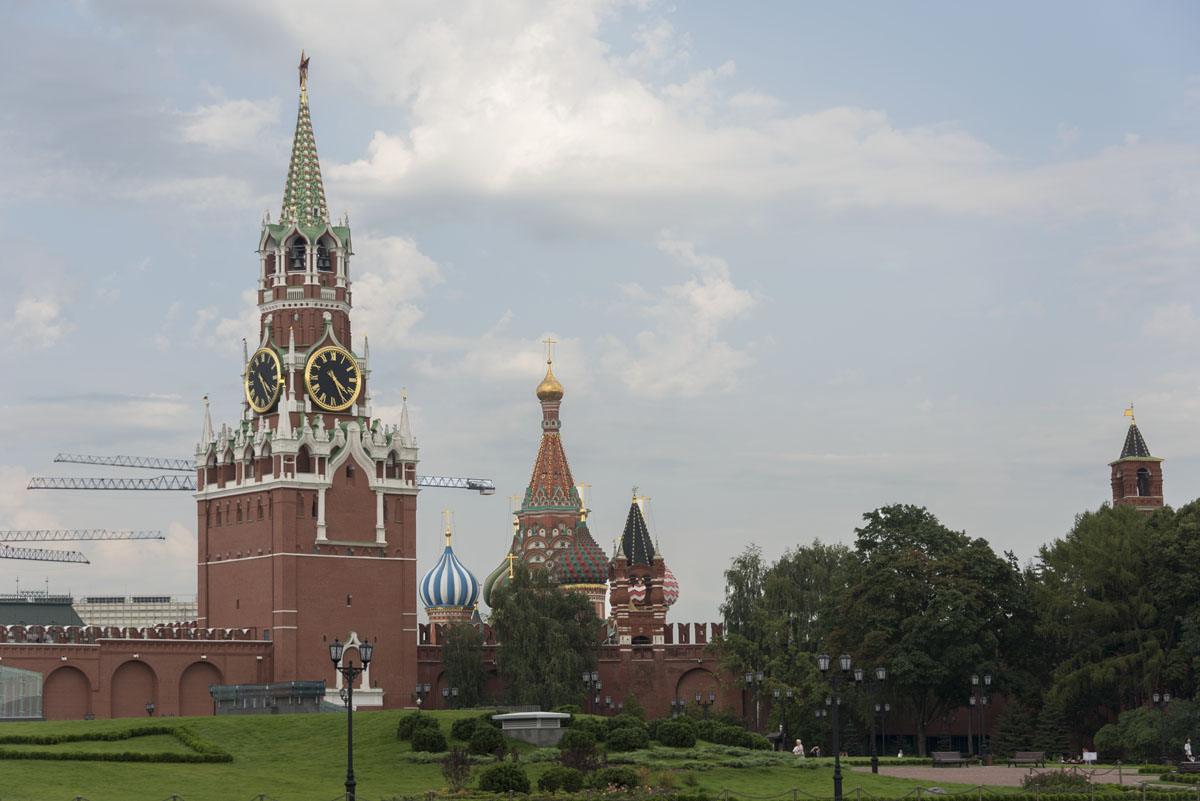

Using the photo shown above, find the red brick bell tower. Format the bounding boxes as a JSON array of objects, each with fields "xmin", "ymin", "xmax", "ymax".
[
  {"xmin": 608, "ymin": 495, "xmax": 677, "ymax": 649},
  {"xmin": 193, "ymin": 53, "xmax": 419, "ymax": 709},
  {"xmin": 1110, "ymin": 406, "xmax": 1164, "ymax": 512}
]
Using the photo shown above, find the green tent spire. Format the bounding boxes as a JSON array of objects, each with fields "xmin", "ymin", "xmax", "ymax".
[{"xmin": 280, "ymin": 51, "xmax": 329, "ymax": 227}]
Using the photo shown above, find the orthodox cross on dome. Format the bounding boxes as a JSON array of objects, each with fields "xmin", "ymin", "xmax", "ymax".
[
  {"xmin": 543, "ymin": 336, "xmax": 557, "ymax": 364},
  {"xmin": 442, "ymin": 508, "xmax": 454, "ymax": 547},
  {"xmin": 505, "ymin": 552, "xmax": 518, "ymax": 579}
]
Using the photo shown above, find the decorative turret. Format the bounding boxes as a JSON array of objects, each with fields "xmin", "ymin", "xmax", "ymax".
[
  {"xmin": 420, "ymin": 511, "xmax": 480, "ymax": 627},
  {"xmin": 608, "ymin": 491, "xmax": 674, "ymax": 648},
  {"xmin": 1110, "ymin": 404, "xmax": 1164, "ymax": 512}
]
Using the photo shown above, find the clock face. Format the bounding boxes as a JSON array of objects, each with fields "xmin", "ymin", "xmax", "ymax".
[
  {"xmin": 244, "ymin": 348, "xmax": 283, "ymax": 413},
  {"xmin": 304, "ymin": 345, "xmax": 361, "ymax": 412}
]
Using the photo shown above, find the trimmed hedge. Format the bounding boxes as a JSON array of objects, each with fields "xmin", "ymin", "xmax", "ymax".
[
  {"xmin": 478, "ymin": 762, "xmax": 531, "ymax": 793},
  {"xmin": 0, "ymin": 725, "xmax": 231, "ymax": 764},
  {"xmin": 451, "ymin": 716, "xmax": 481, "ymax": 742},
  {"xmin": 656, "ymin": 720, "xmax": 698, "ymax": 748},
  {"xmin": 570, "ymin": 716, "xmax": 608, "ymax": 742},
  {"xmin": 605, "ymin": 714, "xmax": 646, "ymax": 735},
  {"xmin": 557, "ymin": 728, "xmax": 597, "ymax": 751},
  {"xmin": 589, "ymin": 765, "xmax": 640, "ymax": 789},
  {"xmin": 469, "ymin": 724, "xmax": 506, "ymax": 756},
  {"xmin": 411, "ymin": 726, "xmax": 448, "ymax": 753},
  {"xmin": 396, "ymin": 712, "xmax": 440, "ymax": 740},
  {"xmin": 607, "ymin": 725, "xmax": 651, "ymax": 752},
  {"xmin": 538, "ymin": 765, "xmax": 585, "ymax": 793}
]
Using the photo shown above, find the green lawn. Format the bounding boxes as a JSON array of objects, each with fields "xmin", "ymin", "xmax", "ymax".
[{"xmin": 0, "ymin": 711, "xmax": 1015, "ymax": 801}]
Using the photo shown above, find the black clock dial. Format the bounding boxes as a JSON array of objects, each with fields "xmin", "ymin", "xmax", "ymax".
[
  {"xmin": 304, "ymin": 345, "xmax": 361, "ymax": 412},
  {"xmin": 244, "ymin": 348, "xmax": 283, "ymax": 413}
]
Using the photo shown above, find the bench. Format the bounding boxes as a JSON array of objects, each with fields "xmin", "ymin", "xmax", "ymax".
[
  {"xmin": 932, "ymin": 751, "xmax": 972, "ymax": 767},
  {"xmin": 1178, "ymin": 762, "xmax": 1200, "ymax": 774},
  {"xmin": 1008, "ymin": 751, "xmax": 1046, "ymax": 768}
]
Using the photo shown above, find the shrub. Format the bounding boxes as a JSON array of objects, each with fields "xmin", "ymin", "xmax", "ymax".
[
  {"xmin": 538, "ymin": 765, "xmax": 584, "ymax": 793},
  {"xmin": 469, "ymin": 724, "xmax": 506, "ymax": 757},
  {"xmin": 656, "ymin": 720, "xmax": 698, "ymax": 748},
  {"xmin": 746, "ymin": 732, "xmax": 772, "ymax": 751},
  {"xmin": 441, "ymin": 747, "xmax": 473, "ymax": 791},
  {"xmin": 553, "ymin": 704, "xmax": 582, "ymax": 717},
  {"xmin": 607, "ymin": 725, "xmax": 651, "ymax": 752},
  {"xmin": 451, "ymin": 716, "xmax": 480, "ymax": 742},
  {"xmin": 396, "ymin": 712, "xmax": 440, "ymax": 740},
  {"xmin": 479, "ymin": 712, "xmax": 503, "ymax": 729},
  {"xmin": 624, "ymin": 694, "xmax": 646, "ymax": 720},
  {"xmin": 558, "ymin": 728, "xmax": 597, "ymax": 751},
  {"xmin": 709, "ymin": 725, "xmax": 751, "ymax": 748},
  {"xmin": 694, "ymin": 719, "xmax": 718, "ymax": 741},
  {"xmin": 589, "ymin": 765, "xmax": 640, "ymax": 789},
  {"xmin": 606, "ymin": 713, "xmax": 646, "ymax": 735},
  {"xmin": 1022, "ymin": 770, "xmax": 1090, "ymax": 790},
  {"xmin": 571, "ymin": 716, "xmax": 608, "ymax": 742},
  {"xmin": 478, "ymin": 762, "xmax": 530, "ymax": 793},
  {"xmin": 411, "ymin": 726, "xmax": 448, "ymax": 753}
]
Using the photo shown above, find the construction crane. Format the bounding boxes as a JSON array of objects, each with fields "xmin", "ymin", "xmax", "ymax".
[
  {"xmin": 0, "ymin": 530, "xmax": 164, "ymax": 542},
  {"xmin": 0, "ymin": 544, "xmax": 89, "ymax": 564},
  {"xmin": 41, "ymin": 453, "xmax": 497, "ymax": 495}
]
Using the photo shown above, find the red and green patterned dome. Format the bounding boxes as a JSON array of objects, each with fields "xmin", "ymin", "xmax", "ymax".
[{"xmin": 554, "ymin": 523, "xmax": 608, "ymax": 585}]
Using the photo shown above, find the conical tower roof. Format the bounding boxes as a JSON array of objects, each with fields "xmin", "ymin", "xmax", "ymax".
[
  {"xmin": 1120, "ymin": 423, "xmax": 1153, "ymax": 459},
  {"xmin": 619, "ymin": 496, "xmax": 656, "ymax": 566},
  {"xmin": 280, "ymin": 51, "xmax": 329, "ymax": 227}
]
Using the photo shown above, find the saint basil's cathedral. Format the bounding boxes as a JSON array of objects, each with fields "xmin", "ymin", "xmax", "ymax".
[{"xmin": 0, "ymin": 57, "xmax": 1166, "ymax": 722}]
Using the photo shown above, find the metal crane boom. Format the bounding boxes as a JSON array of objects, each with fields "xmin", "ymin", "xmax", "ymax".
[
  {"xmin": 28, "ymin": 476, "xmax": 196, "ymax": 491},
  {"xmin": 0, "ymin": 544, "xmax": 89, "ymax": 563},
  {"xmin": 0, "ymin": 530, "xmax": 165, "ymax": 542},
  {"xmin": 54, "ymin": 453, "xmax": 193, "ymax": 472},
  {"xmin": 416, "ymin": 475, "xmax": 497, "ymax": 495}
]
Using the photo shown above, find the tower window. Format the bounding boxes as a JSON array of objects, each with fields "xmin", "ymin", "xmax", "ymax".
[
  {"xmin": 288, "ymin": 240, "xmax": 307, "ymax": 271},
  {"xmin": 1137, "ymin": 468, "xmax": 1151, "ymax": 497},
  {"xmin": 316, "ymin": 243, "xmax": 332, "ymax": 272}
]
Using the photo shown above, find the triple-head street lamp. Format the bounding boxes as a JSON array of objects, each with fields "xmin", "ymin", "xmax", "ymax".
[
  {"xmin": 696, "ymin": 690, "xmax": 716, "ymax": 718},
  {"xmin": 969, "ymin": 672, "xmax": 992, "ymax": 760},
  {"xmin": 744, "ymin": 670, "xmax": 765, "ymax": 730},
  {"xmin": 1153, "ymin": 691, "xmax": 1172, "ymax": 765},
  {"xmin": 817, "ymin": 653, "xmax": 853, "ymax": 801},
  {"xmin": 329, "ymin": 638, "xmax": 374, "ymax": 801},
  {"xmin": 582, "ymin": 670, "xmax": 601, "ymax": 714},
  {"xmin": 772, "ymin": 686, "xmax": 795, "ymax": 747}
]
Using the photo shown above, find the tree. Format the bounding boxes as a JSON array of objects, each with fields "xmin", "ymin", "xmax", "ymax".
[
  {"xmin": 836, "ymin": 505, "xmax": 1023, "ymax": 755},
  {"xmin": 489, "ymin": 563, "xmax": 599, "ymax": 709},
  {"xmin": 442, "ymin": 622, "xmax": 486, "ymax": 707},
  {"xmin": 1034, "ymin": 695, "xmax": 1071, "ymax": 759},
  {"xmin": 991, "ymin": 702, "xmax": 1036, "ymax": 760}
]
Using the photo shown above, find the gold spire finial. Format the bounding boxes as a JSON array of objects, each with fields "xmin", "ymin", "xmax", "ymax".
[
  {"xmin": 536, "ymin": 339, "xmax": 564, "ymax": 401},
  {"xmin": 442, "ymin": 508, "xmax": 453, "ymax": 546},
  {"xmin": 298, "ymin": 50, "xmax": 310, "ymax": 97},
  {"xmin": 1124, "ymin": 403, "xmax": 1136, "ymax": 425}
]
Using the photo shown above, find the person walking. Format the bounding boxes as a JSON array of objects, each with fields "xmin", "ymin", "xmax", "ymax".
[
  {"xmin": 793, "ymin": 739, "xmax": 806, "ymax": 759},
  {"xmin": 1185, "ymin": 738, "xmax": 1193, "ymax": 763}
]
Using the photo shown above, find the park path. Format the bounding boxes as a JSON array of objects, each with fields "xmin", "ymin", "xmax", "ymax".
[{"xmin": 850, "ymin": 765, "xmax": 1139, "ymax": 788}]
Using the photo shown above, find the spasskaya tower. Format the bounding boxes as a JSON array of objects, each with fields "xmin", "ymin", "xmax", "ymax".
[{"xmin": 194, "ymin": 53, "xmax": 418, "ymax": 709}]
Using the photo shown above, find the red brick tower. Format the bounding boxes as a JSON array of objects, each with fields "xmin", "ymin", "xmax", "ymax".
[
  {"xmin": 481, "ymin": 346, "xmax": 608, "ymax": 616},
  {"xmin": 608, "ymin": 495, "xmax": 678, "ymax": 648},
  {"xmin": 194, "ymin": 53, "xmax": 419, "ymax": 709},
  {"xmin": 1110, "ymin": 406, "xmax": 1164, "ymax": 512}
]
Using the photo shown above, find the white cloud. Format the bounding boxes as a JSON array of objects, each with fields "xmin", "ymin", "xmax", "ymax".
[
  {"xmin": 180, "ymin": 97, "xmax": 280, "ymax": 150},
  {"xmin": 193, "ymin": 290, "xmax": 259, "ymax": 355},
  {"xmin": 602, "ymin": 234, "xmax": 755, "ymax": 398},
  {"xmin": 3, "ymin": 294, "xmax": 72, "ymax": 349},
  {"xmin": 351, "ymin": 236, "xmax": 443, "ymax": 349},
  {"xmin": 1143, "ymin": 302, "xmax": 1200, "ymax": 344}
]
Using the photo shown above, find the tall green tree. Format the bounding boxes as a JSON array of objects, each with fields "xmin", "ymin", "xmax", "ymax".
[
  {"xmin": 991, "ymin": 702, "xmax": 1037, "ymax": 760},
  {"xmin": 837, "ymin": 505, "xmax": 1022, "ymax": 754},
  {"xmin": 489, "ymin": 563, "xmax": 599, "ymax": 709},
  {"xmin": 442, "ymin": 622, "xmax": 486, "ymax": 707}
]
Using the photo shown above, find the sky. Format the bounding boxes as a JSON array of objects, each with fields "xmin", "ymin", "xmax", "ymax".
[{"xmin": 0, "ymin": 1, "xmax": 1198, "ymax": 624}]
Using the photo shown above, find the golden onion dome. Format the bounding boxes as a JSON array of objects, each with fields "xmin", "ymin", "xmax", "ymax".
[{"xmin": 536, "ymin": 361, "xmax": 564, "ymax": 401}]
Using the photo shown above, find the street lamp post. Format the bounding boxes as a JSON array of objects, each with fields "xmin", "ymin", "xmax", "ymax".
[
  {"xmin": 1154, "ymin": 691, "xmax": 1172, "ymax": 765},
  {"xmin": 441, "ymin": 686, "xmax": 460, "ymax": 709},
  {"xmin": 854, "ymin": 665, "xmax": 887, "ymax": 773},
  {"xmin": 876, "ymin": 703, "xmax": 891, "ymax": 757},
  {"xmin": 414, "ymin": 682, "xmax": 431, "ymax": 709},
  {"xmin": 144, "ymin": 701, "xmax": 155, "ymax": 717},
  {"xmin": 969, "ymin": 672, "xmax": 993, "ymax": 761},
  {"xmin": 671, "ymin": 697, "xmax": 687, "ymax": 718},
  {"xmin": 773, "ymin": 686, "xmax": 795, "ymax": 748},
  {"xmin": 818, "ymin": 653, "xmax": 852, "ymax": 801},
  {"xmin": 582, "ymin": 671, "xmax": 601, "ymax": 714},
  {"xmin": 744, "ymin": 670, "xmax": 765, "ymax": 730},
  {"xmin": 329, "ymin": 637, "xmax": 375, "ymax": 801},
  {"xmin": 696, "ymin": 691, "xmax": 715, "ymax": 718}
]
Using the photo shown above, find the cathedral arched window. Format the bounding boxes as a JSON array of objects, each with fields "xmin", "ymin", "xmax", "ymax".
[{"xmin": 1137, "ymin": 468, "xmax": 1151, "ymax": 497}]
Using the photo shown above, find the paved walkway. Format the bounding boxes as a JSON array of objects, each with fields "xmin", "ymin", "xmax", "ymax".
[{"xmin": 850, "ymin": 765, "xmax": 1138, "ymax": 788}]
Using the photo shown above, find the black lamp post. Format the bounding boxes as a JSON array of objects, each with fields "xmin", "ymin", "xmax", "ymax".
[
  {"xmin": 854, "ymin": 665, "xmax": 887, "ymax": 773},
  {"xmin": 329, "ymin": 637, "xmax": 374, "ymax": 801},
  {"xmin": 744, "ymin": 670, "xmax": 765, "ymax": 730},
  {"xmin": 696, "ymin": 690, "xmax": 715, "ymax": 718},
  {"xmin": 583, "ymin": 671, "xmax": 601, "ymax": 714},
  {"xmin": 773, "ymin": 686, "xmax": 795, "ymax": 747},
  {"xmin": 818, "ymin": 652, "xmax": 852, "ymax": 801},
  {"xmin": 1154, "ymin": 691, "xmax": 1172, "ymax": 765},
  {"xmin": 671, "ymin": 697, "xmax": 687, "ymax": 718},
  {"xmin": 145, "ymin": 701, "xmax": 155, "ymax": 717},
  {"xmin": 876, "ymin": 702, "xmax": 891, "ymax": 757},
  {"xmin": 969, "ymin": 672, "xmax": 992, "ymax": 761},
  {"xmin": 414, "ymin": 681, "xmax": 431, "ymax": 709},
  {"xmin": 441, "ymin": 686, "xmax": 459, "ymax": 709}
]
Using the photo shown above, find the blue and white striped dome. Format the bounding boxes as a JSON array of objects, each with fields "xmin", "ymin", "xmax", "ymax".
[{"xmin": 420, "ymin": 532, "xmax": 480, "ymax": 610}]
